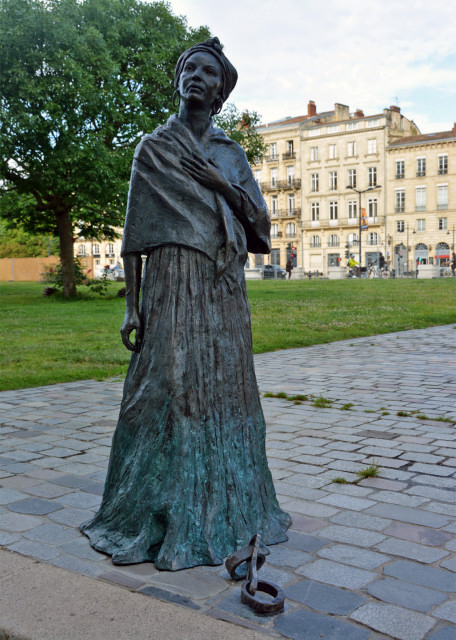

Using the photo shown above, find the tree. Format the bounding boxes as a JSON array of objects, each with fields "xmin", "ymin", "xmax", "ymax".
[
  {"xmin": 213, "ymin": 103, "xmax": 267, "ymax": 165},
  {"xmin": 0, "ymin": 218, "xmax": 59, "ymax": 258},
  {"xmin": 0, "ymin": 0, "xmax": 209, "ymax": 296}
]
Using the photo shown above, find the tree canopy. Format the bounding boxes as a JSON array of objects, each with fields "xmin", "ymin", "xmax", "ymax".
[
  {"xmin": 214, "ymin": 103, "xmax": 267, "ymax": 165},
  {"xmin": 0, "ymin": 0, "xmax": 209, "ymax": 295}
]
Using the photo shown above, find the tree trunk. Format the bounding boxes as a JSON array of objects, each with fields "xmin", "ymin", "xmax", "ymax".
[{"xmin": 56, "ymin": 208, "xmax": 77, "ymax": 298}]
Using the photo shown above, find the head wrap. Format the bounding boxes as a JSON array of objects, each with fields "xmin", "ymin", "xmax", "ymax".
[{"xmin": 174, "ymin": 37, "xmax": 238, "ymax": 104}]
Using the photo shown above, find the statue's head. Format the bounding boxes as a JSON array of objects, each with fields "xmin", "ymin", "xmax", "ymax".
[{"xmin": 174, "ymin": 37, "xmax": 238, "ymax": 115}]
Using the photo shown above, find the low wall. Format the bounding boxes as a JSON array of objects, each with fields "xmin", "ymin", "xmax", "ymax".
[{"xmin": 0, "ymin": 256, "xmax": 60, "ymax": 281}]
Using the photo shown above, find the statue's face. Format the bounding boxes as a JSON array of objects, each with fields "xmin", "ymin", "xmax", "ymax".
[{"xmin": 178, "ymin": 51, "xmax": 223, "ymax": 109}]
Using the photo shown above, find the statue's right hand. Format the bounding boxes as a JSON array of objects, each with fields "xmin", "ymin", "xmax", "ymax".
[{"xmin": 121, "ymin": 308, "xmax": 143, "ymax": 352}]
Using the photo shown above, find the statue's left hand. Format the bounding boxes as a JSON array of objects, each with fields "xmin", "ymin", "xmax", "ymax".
[{"xmin": 181, "ymin": 155, "xmax": 228, "ymax": 193}]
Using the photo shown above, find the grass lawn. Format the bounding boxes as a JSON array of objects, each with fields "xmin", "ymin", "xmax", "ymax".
[{"xmin": 1, "ymin": 279, "xmax": 455, "ymax": 391}]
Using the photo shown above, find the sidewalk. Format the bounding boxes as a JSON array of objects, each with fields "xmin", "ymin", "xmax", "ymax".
[{"xmin": 1, "ymin": 325, "xmax": 455, "ymax": 640}]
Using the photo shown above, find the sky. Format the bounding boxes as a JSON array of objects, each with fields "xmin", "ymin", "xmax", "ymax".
[{"xmin": 165, "ymin": 0, "xmax": 456, "ymax": 133}]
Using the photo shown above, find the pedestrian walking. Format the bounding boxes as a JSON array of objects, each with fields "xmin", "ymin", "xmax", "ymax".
[{"xmin": 286, "ymin": 258, "xmax": 293, "ymax": 279}]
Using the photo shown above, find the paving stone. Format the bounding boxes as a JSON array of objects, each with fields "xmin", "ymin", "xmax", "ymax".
[
  {"xmin": 273, "ymin": 482, "xmax": 327, "ymax": 501},
  {"xmin": 24, "ymin": 523, "xmax": 81, "ymax": 544},
  {"xmin": 407, "ymin": 463, "xmax": 455, "ymax": 477},
  {"xmin": 434, "ymin": 601, "xmax": 456, "ymax": 624},
  {"xmin": 0, "ymin": 531, "xmax": 21, "ymax": 545},
  {"xmin": 317, "ymin": 525, "xmax": 386, "ymax": 547},
  {"xmin": 286, "ymin": 579, "xmax": 366, "ymax": 614},
  {"xmin": 362, "ymin": 456, "xmax": 410, "ymax": 469},
  {"xmin": 59, "ymin": 491, "xmax": 101, "ymax": 509},
  {"xmin": 440, "ymin": 556, "xmax": 456, "ymax": 572},
  {"xmin": 365, "ymin": 503, "xmax": 449, "ymax": 527},
  {"xmin": 407, "ymin": 485, "xmax": 456, "ymax": 503},
  {"xmin": 148, "ymin": 568, "xmax": 230, "ymax": 600},
  {"xmin": 58, "ymin": 536, "xmax": 107, "ymax": 561},
  {"xmin": 266, "ymin": 544, "xmax": 312, "ymax": 568},
  {"xmin": 427, "ymin": 625, "xmax": 456, "ymax": 640},
  {"xmin": 50, "ymin": 554, "xmax": 104, "ymax": 578},
  {"xmin": 324, "ymin": 483, "xmax": 374, "ymax": 497},
  {"xmin": 212, "ymin": 586, "xmax": 279, "ymax": 624},
  {"xmin": 384, "ymin": 560, "xmax": 456, "ymax": 592},
  {"xmin": 318, "ymin": 544, "xmax": 390, "ymax": 569},
  {"xmin": 0, "ymin": 512, "xmax": 42, "ymax": 532},
  {"xmin": 350, "ymin": 602, "xmax": 435, "ymax": 640},
  {"xmin": 375, "ymin": 538, "xmax": 449, "ymax": 564},
  {"xmin": 99, "ymin": 570, "xmax": 146, "ymax": 589},
  {"xmin": 329, "ymin": 510, "xmax": 392, "ymax": 531},
  {"xmin": 358, "ymin": 477, "xmax": 407, "ymax": 490},
  {"xmin": 0, "ymin": 488, "xmax": 27, "ymax": 504},
  {"xmin": 368, "ymin": 490, "xmax": 428, "ymax": 508},
  {"xmin": 400, "ymin": 452, "xmax": 445, "ymax": 463},
  {"xmin": 8, "ymin": 539, "xmax": 62, "ymax": 561},
  {"xmin": 297, "ymin": 559, "xmax": 376, "ymax": 589},
  {"xmin": 383, "ymin": 523, "xmax": 452, "ymax": 546},
  {"xmin": 287, "ymin": 513, "xmax": 326, "ymax": 534},
  {"xmin": 412, "ymin": 475, "xmax": 456, "ymax": 489},
  {"xmin": 284, "ymin": 530, "xmax": 327, "ymax": 552},
  {"xmin": 23, "ymin": 483, "xmax": 74, "ymax": 499},
  {"xmin": 317, "ymin": 494, "xmax": 375, "ymax": 511},
  {"xmin": 281, "ymin": 475, "xmax": 330, "ymax": 489},
  {"xmin": 8, "ymin": 497, "xmax": 63, "ymax": 515},
  {"xmin": 279, "ymin": 498, "xmax": 338, "ymax": 518},
  {"xmin": 367, "ymin": 577, "xmax": 447, "ymax": 612},
  {"xmin": 274, "ymin": 607, "xmax": 370, "ymax": 640},
  {"xmin": 48, "ymin": 506, "xmax": 93, "ymax": 527}
]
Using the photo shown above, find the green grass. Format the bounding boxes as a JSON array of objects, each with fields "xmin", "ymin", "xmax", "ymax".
[
  {"xmin": 1, "ymin": 278, "xmax": 455, "ymax": 391},
  {"xmin": 356, "ymin": 464, "xmax": 380, "ymax": 479}
]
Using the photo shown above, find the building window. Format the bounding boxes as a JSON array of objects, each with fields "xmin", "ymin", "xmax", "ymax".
[
  {"xmin": 416, "ymin": 157, "xmax": 426, "ymax": 177},
  {"xmin": 368, "ymin": 167, "xmax": 377, "ymax": 186},
  {"xmin": 438, "ymin": 217, "xmax": 448, "ymax": 231},
  {"xmin": 329, "ymin": 171, "xmax": 337, "ymax": 190},
  {"xmin": 348, "ymin": 200, "xmax": 357, "ymax": 219},
  {"xmin": 348, "ymin": 232, "xmax": 358, "ymax": 245},
  {"xmin": 368, "ymin": 198, "xmax": 377, "ymax": 218},
  {"xmin": 287, "ymin": 165, "xmax": 294, "ymax": 185},
  {"xmin": 92, "ymin": 244, "xmax": 100, "ymax": 256},
  {"xmin": 416, "ymin": 219, "xmax": 426, "ymax": 232},
  {"xmin": 287, "ymin": 140, "xmax": 293, "ymax": 153},
  {"xmin": 329, "ymin": 201, "xmax": 338, "ymax": 220},
  {"xmin": 416, "ymin": 186, "xmax": 426, "ymax": 212},
  {"xmin": 287, "ymin": 193, "xmax": 295, "ymax": 214},
  {"xmin": 311, "ymin": 173, "xmax": 319, "ymax": 192},
  {"xmin": 271, "ymin": 223, "xmax": 280, "ymax": 238},
  {"xmin": 347, "ymin": 122, "xmax": 358, "ymax": 131},
  {"xmin": 310, "ymin": 235, "xmax": 321, "ymax": 247},
  {"xmin": 367, "ymin": 139, "xmax": 377, "ymax": 154},
  {"xmin": 328, "ymin": 234, "xmax": 339, "ymax": 247},
  {"xmin": 270, "ymin": 248, "xmax": 280, "ymax": 265},
  {"xmin": 327, "ymin": 125, "xmax": 338, "ymax": 134},
  {"xmin": 286, "ymin": 222, "xmax": 296, "ymax": 238},
  {"xmin": 395, "ymin": 189, "xmax": 405, "ymax": 213},
  {"xmin": 269, "ymin": 142, "xmax": 277, "ymax": 160},
  {"xmin": 347, "ymin": 141, "xmax": 356, "ymax": 157},
  {"xmin": 437, "ymin": 184, "xmax": 448, "ymax": 209},
  {"xmin": 254, "ymin": 170, "xmax": 261, "ymax": 185},
  {"xmin": 311, "ymin": 202, "xmax": 320, "ymax": 221},
  {"xmin": 95, "ymin": 259, "xmax": 100, "ymax": 265},
  {"xmin": 78, "ymin": 244, "xmax": 87, "ymax": 256},
  {"xmin": 396, "ymin": 160, "xmax": 405, "ymax": 179},
  {"xmin": 348, "ymin": 169, "xmax": 356, "ymax": 188},
  {"xmin": 397, "ymin": 220, "xmax": 405, "ymax": 232},
  {"xmin": 310, "ymin": 146, "xmax": 319, "ymax": 161},
  {"xmin": 329, "ymin": 144, "xmax": 337, "ymax": 159},
  {"xmin": 366, "ymin": 118, "xmax": 379, "ymax": 127},
  {"xmin": 438, "ymin": 154, "xmax": 448, "ymax": 175},
  {"xmin": 366, "ymin": 232, "xmax": 379, "ymax": 246},
  {"xmin": 309, "ymin": 128, "xmax": 320, "ymax": 137},
  {"xmin": 270, "ymin": 168, "xmax": 277, "ymax": 187},
  {"xmin": 270, "ymin": 195, "xmax": 278, "ymax": 214},
  {"xmin": 106, "ymin": 243, "xmax": 115, "ymax": 256}
]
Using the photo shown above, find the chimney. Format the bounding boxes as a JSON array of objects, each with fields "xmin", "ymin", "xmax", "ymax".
[
  {"xmin": 354, "ymin": 109, "xmax": 364, "ymax": 118},
  {"xmin": 390, "ymin": 105, "xmax": 401, "ymax": 113},
  {"xmin": 334, "ymin": 103, "xmax": 349, "ymax": 121},
  {"xmin": 307, "ymin": 100, "xmax": 316, "ymax": 117},
  {"xmin": 452, "ymin": 123, "xmax": 456, "ymax": 132}
]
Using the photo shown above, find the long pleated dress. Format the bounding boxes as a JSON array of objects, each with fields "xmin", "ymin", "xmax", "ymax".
[{"xmin": 80, "ymin": 116, "xmax": 291, "ymax": 570}]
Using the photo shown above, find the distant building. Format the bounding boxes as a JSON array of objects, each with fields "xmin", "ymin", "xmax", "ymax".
[
  {"xmin": 250, "ymin": 101, "xmax": 419, "ymax": 275},
  {"xmin": 73, "ymin": 233, "xmax": 123, "ymax": 278}
]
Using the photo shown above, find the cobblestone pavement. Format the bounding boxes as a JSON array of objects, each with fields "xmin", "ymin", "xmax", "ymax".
[{"xmin": 1, "ymin": 325, "xmax": 455, "ymax": 640}]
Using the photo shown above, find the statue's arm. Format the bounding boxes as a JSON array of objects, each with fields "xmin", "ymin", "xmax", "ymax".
[{"xmin": 120, "ymin": 252, "xmax": 143, "ymax": 352}]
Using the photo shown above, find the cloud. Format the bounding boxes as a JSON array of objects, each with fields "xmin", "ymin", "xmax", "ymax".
[{"xmin": 167, "ymin": 0, "xmax": 456, "ymax": 132}]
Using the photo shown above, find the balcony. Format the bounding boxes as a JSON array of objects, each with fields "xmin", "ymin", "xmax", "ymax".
[
  {"xmin": 277, "ymin": 208, "xmax": 301, "ymax": 218},
  {"xmin": 395, "ymin": 207, "xmax": 405, "ymax": 213},
  {"xmin": 285, "ymin": 233, "xmax": 297, "ymax": 238},
  {"xmin": 395, "ymin": 174, "xmax": 404, "ymax": 179},
  {"xmin": 271, "ymin": 231, "xmax": 282, "ymax": 239},
  {"xmin": 282, "ymin": 152, "xmax": 296, "ymax": 160},
  {"xmin": 280, "ymin": 179, "xmax": 301, "ymax": 189},
  {"xmin": 437, "ymin": 203, "xmax": 448, "ymax": 210},
  {"xmin": 438, "ymin": 168, "xmax": 448, "ymax": 175},
  {"xmin": 265, "ymin": 155, "xmax": 278, "ymax": 163},
  {"xmin": 416, "ymin": 206, "xmax": 426, "ymax": 212},
  {"xmin": 416, "ymin": 171, "xmax": 426, "ymax": 177},
  {"xmin": 105, "ymin": 253, "xmax": 115, "ymax": 258},
  {"xmin": 261, "ymin": 181, "xmax": 279, "ymax": 192}
]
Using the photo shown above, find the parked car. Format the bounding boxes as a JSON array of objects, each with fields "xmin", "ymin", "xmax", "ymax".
[{"xmin": 259, "ymin": 264, "xmax": 287, "ymax": 279}]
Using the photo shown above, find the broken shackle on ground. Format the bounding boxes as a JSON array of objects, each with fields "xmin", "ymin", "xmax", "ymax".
[{"xmin": 225, "ymin": 534, "xmax": 285, "ymax": 615}]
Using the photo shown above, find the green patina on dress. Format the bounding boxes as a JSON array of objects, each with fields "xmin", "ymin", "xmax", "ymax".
[{"xmin": 80, "ymin": 115, "xmax": 291, "ymax": 570}]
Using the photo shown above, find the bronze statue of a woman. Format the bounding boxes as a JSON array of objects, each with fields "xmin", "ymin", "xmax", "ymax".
[{"xmin": 81, "ymin": 37, "xmax": 291, "ymax": 570}]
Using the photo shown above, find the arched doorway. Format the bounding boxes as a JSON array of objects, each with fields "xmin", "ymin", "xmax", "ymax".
[
  {"xmin": 394, "ymin": 243, "xmax": 407, "ymax": 275},
  {"xmin": 436, "ymin": 242, "xmax": 450, "ymax": 268},
  {"xmin": 414, "ymin": 243, "xmax": 428, "ymax": 266}
]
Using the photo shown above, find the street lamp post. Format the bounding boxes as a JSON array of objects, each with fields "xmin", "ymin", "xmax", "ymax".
[{"xmin": 346, "ymin": 184, "xmax": 381, "ymax": 272}]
